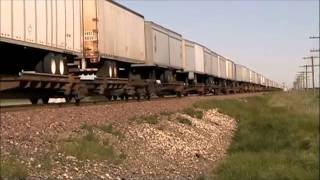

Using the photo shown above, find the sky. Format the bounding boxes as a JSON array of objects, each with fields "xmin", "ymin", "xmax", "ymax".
[{"xmin": 117, "ymin": 0, "xmax": 319, "ymax": 88}]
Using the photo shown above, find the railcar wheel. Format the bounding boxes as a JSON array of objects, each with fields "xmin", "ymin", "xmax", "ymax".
[
  {"xmin": 106, "ymin": 95, "xmax": 112, "ymax": 101},
  {"xmin": 74, "ymin": 96, "xmax": 81, "ymax": 106},
  {"xmin": 43, "ymin": 53, "xmax": 57, "ymax": 74},
  {"xmin": 42, "ymin": 97, "xmax": 49, "ymax": 104},
  {"xmin": 29, "ymin": 98, "xmax": 39, "ymax": 105},
  {"xmin": 65, "ymin": 97, "xmax": 72, "ymax": 103}
]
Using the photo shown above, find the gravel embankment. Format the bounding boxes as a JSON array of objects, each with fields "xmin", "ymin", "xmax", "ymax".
[{"xmin": 0, "ymin": 93, "xmax": 260, "ymax": 179}]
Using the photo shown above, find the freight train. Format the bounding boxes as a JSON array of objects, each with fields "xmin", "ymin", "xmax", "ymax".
[{"xmin": 0, "ymin": 0, "xmax": 281, "ymax": 104}]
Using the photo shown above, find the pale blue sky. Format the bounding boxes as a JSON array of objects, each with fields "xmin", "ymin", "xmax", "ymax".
[{"xmin": 117, "ymin": 0, "xmax": 319, "ymax": 87}]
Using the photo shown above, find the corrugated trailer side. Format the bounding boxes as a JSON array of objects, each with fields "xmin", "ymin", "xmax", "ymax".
[
  {"xmin": 194, "ymin": 44, "xmax": 204, "ymax": 74},
  {"xmin": 182, "ymin": 39, "xmax": 195, "ymax": 72},
  {"xmin": 204, "ymin": 48, "xmax": 212, "ymax": 75},
  {"xmin": 255, "ymin": 73, "xmax": 259, "ymax": 84},
  {"xmin": 211, "ymin": 52, "xmax": 219, "ymax": 77},
  {"xmin": 0, "ymin": 0, "xmax": 82, "ymax": 55},
  {"xmin": 218, "ymin": 56, "xmax": 227, "ymax": 79},
  {"xmin": 249, "ymin": 70, "xmax": 253, "ymax": 83},
  {"xmin": 225, "ymin": 59, "xmax": 235, "ymax": 80},
  {"xmin": 144, "ymin": 21, "xmax": 183, "ymax": 69},
  {"xmin": 232, "ymin": 61, "xmax": 236, "ymax": 80},
  {"xmin": 83, "ymin": 0, "xmax": 146, "ymax": 63},
  {"xmin": 235, "ymin": 64, "xmax": 243, "ymax": 82}
]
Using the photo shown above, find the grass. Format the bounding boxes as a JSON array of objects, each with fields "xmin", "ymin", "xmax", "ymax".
[
  {"xmin": 182, "ymin": 108, "xmax": 203, "ymax": 119},
  {"xmin": 32, "ymin": 153, "xmax": 53, "ymax": 172},
  {"xmin": 177, "ymin": 116, "xmax": 193, "ymax": 126},
  {"xmin": 97, "ymin": 123, "xmax": 124, "ymax": 138},
  {"xmin": 135, "ymin": 114, "xmax": 160, "ymax": 124},
  {"xmin": 194, "ymin": 91, "xmax": 319, "ymax": 180},
  {"xmin": 60, "ymin": 123, "xmax": 121, "ymax": 161},
  {"xmin": 0, "ymin": 157, "xmax": 28, "ymax": 180}
]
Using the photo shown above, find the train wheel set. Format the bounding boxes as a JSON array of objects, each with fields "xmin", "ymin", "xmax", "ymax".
[{"xmin": 0, "ymin": 71, "xmax": 277, "ymax": 105}]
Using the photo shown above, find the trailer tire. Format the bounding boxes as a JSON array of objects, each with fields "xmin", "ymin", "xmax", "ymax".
[
  {"xmin": 56, "ymin": 55, "xmax": 68, "ymax": 75},
  {"xmin": 97, "ymin": 61, "xmax": 113, "ymax": 78},
  {"xmin": 35, "ymin": 60, "xmax": 44, "ymax": 73},
  {"xmin": 43, "ymin": 53, "xmax": 57, "ymax": 74},
  {"xmin": 112, "ymin": 63, "xmax": 117, "ymax": 78}
]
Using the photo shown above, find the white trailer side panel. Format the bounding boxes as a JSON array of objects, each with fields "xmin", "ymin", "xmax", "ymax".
[
  {"xmin": 235, "ymin": 64, "xmax": 242, "ymax": 81},
  {"xmin": 12, "ymin": 0, "xmax": 24, "ymax": 41},
  {"xmin": 73, "ymin": 0, "xmax": 81, "ymax": 52},
  {"xmin": 243, "ymin": 67, "xmax": 250, "ymax": 82},
  {"xmin": 36, "ymin": 0, "xmax": 47, "ymax": 45},
  {"xmin": 226, "ymin": 60, "xmax": 235, "ymax": 80},
  {"xmin": 57, "ymin": 0, "xmax": 66, "ymax": 48},
  {"xmin": 183, "ymin": 40, "xmax": 195, "ymax": 72},
  {"xmin": 194, "ymin": 44, "xmax": 204, "ymax": 73},
  {"xmin": 212, "ymin": 54, "xmax": 219, "ymax": 77},
  {"xmin": 204, "ymin": 49, "xmax": 212, "ymax": 75},
  {"xmin": 65, "ymin": 0, "xmax": 74, "ymax": 50},
  {"xmin": 144, "ymin": 22, "xmax": 183, "ymax": 69},
  {"xmin": 25, "ymin": 0, "xmax": 36, "ymax": 43},
  {"xmin": 96, "ymin": 0, "xmax": 145, "ymax": 62},
  {"xmin": 52, "ymin": 0, "xmax": 57, "ymax": 47},
  {"xmin": 1, "ymin": 0, "xmax": 82, "ymax": 54},
  {"xmin": 218, "ymin": 56, "xmax": 227, "ymax": 79},
  {"xmin": 152, "ymin": 30, "xmax": 170, "ymax": 66},
  {"xmin": 169, "ymin": 37, "xmax": 183, "ymax": 69},
  {"xmin": 46, "ymin": 0, "xmax": 52, "ymax": 46},
  {"xmin": 0, "ymin": 0, "xmax": 12, "ymax": 38}
]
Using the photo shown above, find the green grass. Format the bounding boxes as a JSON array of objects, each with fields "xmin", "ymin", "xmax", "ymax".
[
  {"xmin": 182, "ymin": 108, "xmax": 203, "ymax": 119},
  {"xmin": 97, "ymin": 123, "xmax": 124, "ymax": 138},
  {"xmin": 135, "ymin": 114, "xmax": 159, "ymax": 124},
  {"xmin": 177, "ymin": 116, "xmax": 193, "ymax": 126},
  {"xmin": 0, "ymin": 157, "xmax": 28, "ymax": 180},
  {"xmin": 60, "ymin": 124, "xmax": 119, "ymax": 161},
  {"xmin": 194, "ymin": 92, "xmax": 319, "ymax": 180}
]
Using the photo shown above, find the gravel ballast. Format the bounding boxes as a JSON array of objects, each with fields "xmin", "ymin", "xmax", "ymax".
[{"xmin": 0, "ymin": 93, "xmax": 260, "ymax": 179}]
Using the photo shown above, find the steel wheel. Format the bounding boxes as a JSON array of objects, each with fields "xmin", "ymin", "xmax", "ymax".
[
  {"xmin": 42, "ymin": 97, "xmax": 49, "ymax": 104},
  {"xmin": 29, "ymin": 97, "xmax": 39, "ymax": 105}
]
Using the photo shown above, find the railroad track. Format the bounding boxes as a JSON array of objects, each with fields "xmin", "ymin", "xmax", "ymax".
[
  {"xmin": 0, "ymin": 95, "xmax": 190, "ymax": 112},
  {"xmin": 0, "ymin": 93, "xmax": 264, "ymax": 113}
]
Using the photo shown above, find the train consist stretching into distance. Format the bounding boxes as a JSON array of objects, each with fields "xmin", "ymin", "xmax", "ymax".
[{"xmin": 0, "ymin": 0, "xmax": 281, "ymax": 104}]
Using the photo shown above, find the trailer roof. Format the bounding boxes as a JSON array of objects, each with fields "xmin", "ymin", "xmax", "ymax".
[{"xmin": 109, "ymin": 0, "xmax": 144, "ymax": 18}]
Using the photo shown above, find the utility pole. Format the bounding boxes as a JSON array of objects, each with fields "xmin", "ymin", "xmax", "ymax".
[
  {"xmin": 299, "ymin": 66, "xmax": 308, "ymax": 90},
  {"xmin": 302, "ymin": 56, "xmax": 320, "ymax": 92}
]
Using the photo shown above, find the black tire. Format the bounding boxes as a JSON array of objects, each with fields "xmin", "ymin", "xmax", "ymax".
[
  {"xmin": 42, "ymin": 97, "xmax": 49, "ymax": 104},
  {"xmin": 30, "ymin": 98, "xmax": 39, "ymax": 105},
  {"xmin": 56, "ymin": 55, "xmax": 68, "ymax": 75},
  {"xmin": 75, "ymin": 98, "xmax": 80, "ymax": 106},
  {"xmin": 43, "ymin": 53, "xmax": 57, "ymax": 74},
  {"xmin": 106, "ymin": 95, "xmax": 112, "ymax": 101},
  {"xmin": 35, "ymin": 60, "xmax": 44, "ymax": 73},
  {"xmin": 97, "ymin": 61, "xmax": 113, "ymax": 78},
  {"xmin": 65, "ymin": 97, "xmax": 72, "ymax": 103},
  {"xmin": 112, "ymin": 63, "xmax": 117, "ymax": 78}
]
